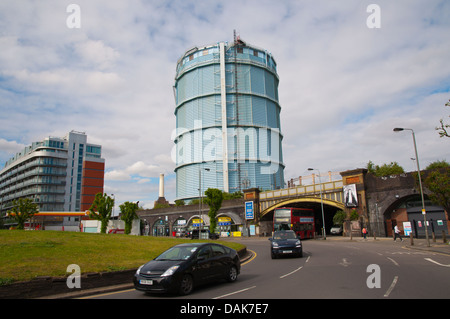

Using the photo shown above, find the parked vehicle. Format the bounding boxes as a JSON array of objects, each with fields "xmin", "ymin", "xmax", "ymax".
[
  {"xmin": 134, "ymin": 243, "xmax": 240, "ymax": 295},
  {"xmin": 330, "ymin": 225, "xmax": 343, "ymax": 235},
  {"xmin": 190, "ymin": 229, "xmax": 219, "ymax": 240},
  {"xmin": 269, "ymin": 230, "xmax": 303, "ymax": 259}
]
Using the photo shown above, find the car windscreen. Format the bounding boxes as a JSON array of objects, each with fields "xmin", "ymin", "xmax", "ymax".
[
  {"xmin": 155, "ymin": 246, "xmax": 199, "ymax": 261},
  {"xmin": 273, "ymin": 232, "xmax": 297, "ymax": 240}
]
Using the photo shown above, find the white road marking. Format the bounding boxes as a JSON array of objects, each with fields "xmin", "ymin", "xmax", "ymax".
[
  {"xmin": 339, "ymin": 258, "xmax": 351, "ymax": 267},
  {"xmin": 387, "ymin": 257, "xmax": 399, "ymax": 266},
  {"xmin": 425, "ymin": 258, "xmax": 450, "ymax": 267},
  {"xmin": 212, "ymin": 285, "xmax": 257, "ymax": 299},
  {"xmin": 384, "ymin": 276, "xmax": 399, "ymax": 298},
  {"xmin": 280, "ymin": 266, "xmax": 303, "ymax": 279}
]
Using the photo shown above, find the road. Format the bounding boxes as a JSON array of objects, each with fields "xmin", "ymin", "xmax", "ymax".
[{"xmin": 84, "ymin": 238, "xmax": 450, "ymax": 300}]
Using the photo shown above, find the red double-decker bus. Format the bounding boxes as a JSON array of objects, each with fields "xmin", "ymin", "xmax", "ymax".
[{"xmin": 273, "ymin": 207, "xmax": 315, "ymax": 239}]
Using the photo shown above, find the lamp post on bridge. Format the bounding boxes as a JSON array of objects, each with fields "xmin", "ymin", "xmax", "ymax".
[{"xmin": 308, "ymin": 168, "xmax": 326, "ymax": 240}]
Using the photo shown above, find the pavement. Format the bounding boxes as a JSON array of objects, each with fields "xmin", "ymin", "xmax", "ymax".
[
  {"xmin": 350, "ymin": 235, "xmax": 450, "ymax": 256},
  {"xmin": 38, "ymin": 235, "xmax": 449, "ymax": 299}
]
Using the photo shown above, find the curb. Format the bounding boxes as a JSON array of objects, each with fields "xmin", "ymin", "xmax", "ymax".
[
  {"xmin": 37, "ymin": 282, "xmax": 135, "ymax": 299},
  {"xmin": 0, "ymin": 269, "xmax": 137, "ymax": 299},
  {"xmin": 402, "ymin": 244, "xmax": 450, "ymax": 256}
]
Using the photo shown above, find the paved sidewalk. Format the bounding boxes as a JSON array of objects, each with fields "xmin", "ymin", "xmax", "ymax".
[{"xmin": 324, "ymin": 235, "xmax": 450, "ymax": 255}]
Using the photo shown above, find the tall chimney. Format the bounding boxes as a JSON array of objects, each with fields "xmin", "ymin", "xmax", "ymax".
[{"xmin": 159, "ymin": 173, "xmax": 164, "ymax": 198}]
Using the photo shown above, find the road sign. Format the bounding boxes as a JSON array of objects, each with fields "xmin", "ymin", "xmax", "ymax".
[
  {"xmin": 403, "ymin": 221, "xmax": 412, "ymax": 236},
  {"xmin": 245, "ymin": 201, "xmax": 254, "ymax": 220}
]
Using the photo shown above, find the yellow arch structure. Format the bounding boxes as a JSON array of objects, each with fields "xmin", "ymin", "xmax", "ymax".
[{"xmin": 260, "ymin": 197, "xmax": 345, "ymax": 218}]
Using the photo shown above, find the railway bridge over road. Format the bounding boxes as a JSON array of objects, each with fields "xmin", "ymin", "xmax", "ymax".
[
  {"xmin": 247, "ymin": 169, "xmax": 449, "ymax": 238},
  {"xmin": 253, "ymin": 173, "xmax": 345, "ymax": 236}
]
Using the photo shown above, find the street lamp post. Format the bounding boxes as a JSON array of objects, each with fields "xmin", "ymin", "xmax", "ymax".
[
  {"xmin": 308, "ymin": 168, "xmax": 326, "ymax": 240},
  {"xmin": 393, "ymin": 127, "xmax": 430, "ymax": 247},
  {"xmin": 111, "ymin": 194, "xmax": 115, "ymax": 217},
  {"xmin": 198, "ymin": 166, "xmax": 211, "ymax": 232}
]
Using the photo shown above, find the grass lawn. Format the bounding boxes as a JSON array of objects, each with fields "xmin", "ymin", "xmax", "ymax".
[{"xmin": 0, "ymin": 230, "xmax": 245, "ymax": 284}]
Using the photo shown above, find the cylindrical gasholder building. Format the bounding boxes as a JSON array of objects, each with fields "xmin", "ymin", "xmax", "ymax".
[{"xmin": 173, "ymin": 37, "xmax": 284, "ymax": 200}]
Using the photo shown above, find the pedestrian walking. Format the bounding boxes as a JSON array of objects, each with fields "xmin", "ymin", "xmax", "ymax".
[
  {"xmin": 362, "ymin": 227, "xmax": 368, "ymax": 240},
  {"xmin": 393, "ymin": 225, "xmax": 403, "ymax": 242}
]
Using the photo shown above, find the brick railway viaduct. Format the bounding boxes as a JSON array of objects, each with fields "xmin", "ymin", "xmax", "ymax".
[{"xmin": 137, "ymin": 169, "xmax": 449, "ymax": 238}]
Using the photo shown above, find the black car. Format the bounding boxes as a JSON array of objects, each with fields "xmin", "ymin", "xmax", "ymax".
[
  {"xmin": 269, "ymin": 230, "xmax": 303, "ymax": 259},
  {"xmin": 190, "ymin": 229, "xmax": 219, "ymax": 240},
  {"xmin": 134, "ymin": 243, "xmax": 240, "ymax": 295}
]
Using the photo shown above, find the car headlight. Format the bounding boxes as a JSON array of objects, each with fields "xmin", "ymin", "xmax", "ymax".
[
  {"xmin": 272, "ymin": 242, "xmax": 279, "ymax": 248},
  {"xmin": 136, "ymin": 265, "xmax": 144, "ymax": 275},
  {"xmin": 295, "ymin": 240, "xmax": 302, "ymax": 247},
  {"xmin": 161, "ymin": 265, "xmax": 180, "ymax": 277}
]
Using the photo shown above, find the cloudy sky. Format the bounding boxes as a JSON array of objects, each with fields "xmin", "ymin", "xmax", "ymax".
[{"xmin": 1, "ymin": 0, "xmax": 449, "ymax": 210}]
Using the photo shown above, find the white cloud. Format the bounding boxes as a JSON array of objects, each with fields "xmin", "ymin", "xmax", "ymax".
[
  {"xmin": 0, "ymin": 138, "xmax": 26, "ymax": 155},
  {"xmin": 75, "ymin": 40, "xmax": 120, "ymax": 70},
  {"xmin": 105, "ymin": 170, "xmax": 131, "ymax": 181},
  {"xmin": 105, "ymin": 160, "xmax": 168, "ymax": 182},
  {"xmin": 126, "ymin": 161, "xmax": 161, "ymax": 178}
]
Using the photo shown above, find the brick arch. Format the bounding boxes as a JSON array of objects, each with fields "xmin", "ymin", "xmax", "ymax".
[
  {"xmin": 382, "ymin": 194, "xmax": 424, "ymax": 220},
  {"xmin": 260, "ymin": 196, "xmax": 345, "ymax": 219},
  {"xmin": 381, "ymin": 192, "xmax": 435, "ymax": 237}
]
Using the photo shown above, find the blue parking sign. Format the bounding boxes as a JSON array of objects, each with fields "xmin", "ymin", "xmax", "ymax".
[{"xmin": 245, "ymin": 201, "xmax": 254, "ymax": 220}]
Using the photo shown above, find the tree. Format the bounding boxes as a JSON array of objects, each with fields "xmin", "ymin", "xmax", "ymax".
[
  {"xmin": 119, "ymin": 201, "xmax": 139, "ymax": 234},
  {"xmin": 423, "ymin": 161, "xmax": 450, "ymax": 215},
  {"xmin": 88, "ymin": 193, "xmax": 114, "ymax": 233},
  {"xmin": 153, "ymin": 202, "xmax": 170, "ymax": 209},
  {"xmin": 223, "ymin": 191, "xmax": 243, "ymax": 200},
  {"xmin": 367, "ymin": 161, "xmax": 405, "ymax": 177},
  {"xmin": 203, "ymin": 188, "xmax": 223, "ymax": 234},
  {"xmin": 175, "ymin": 199, "xmax": 185, "ymax": 206},
  {"xmin": 8, "ymin": 198, "xmax": 38, "ymax": 230},
  {"xmin": 349, "ymin": 209, "xmax": 360, "ymax": 221},
  {"xmin": 332, "ymin": 210, "xmax": 346, "ymax": 226},
  {"xmin": 426, "ymin": 160, "xmax": 449, "ymax": 170},
  {"xmin": 435, "ymin": 99, "xmax": 449, "ymax": 138},
  {"xmin": 189, "ymin": 198, "xmax": 200, "ymax": 205},
  {"xmin": 367, "ymin": 160, "xmax": 376, "ymax": 174}
]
